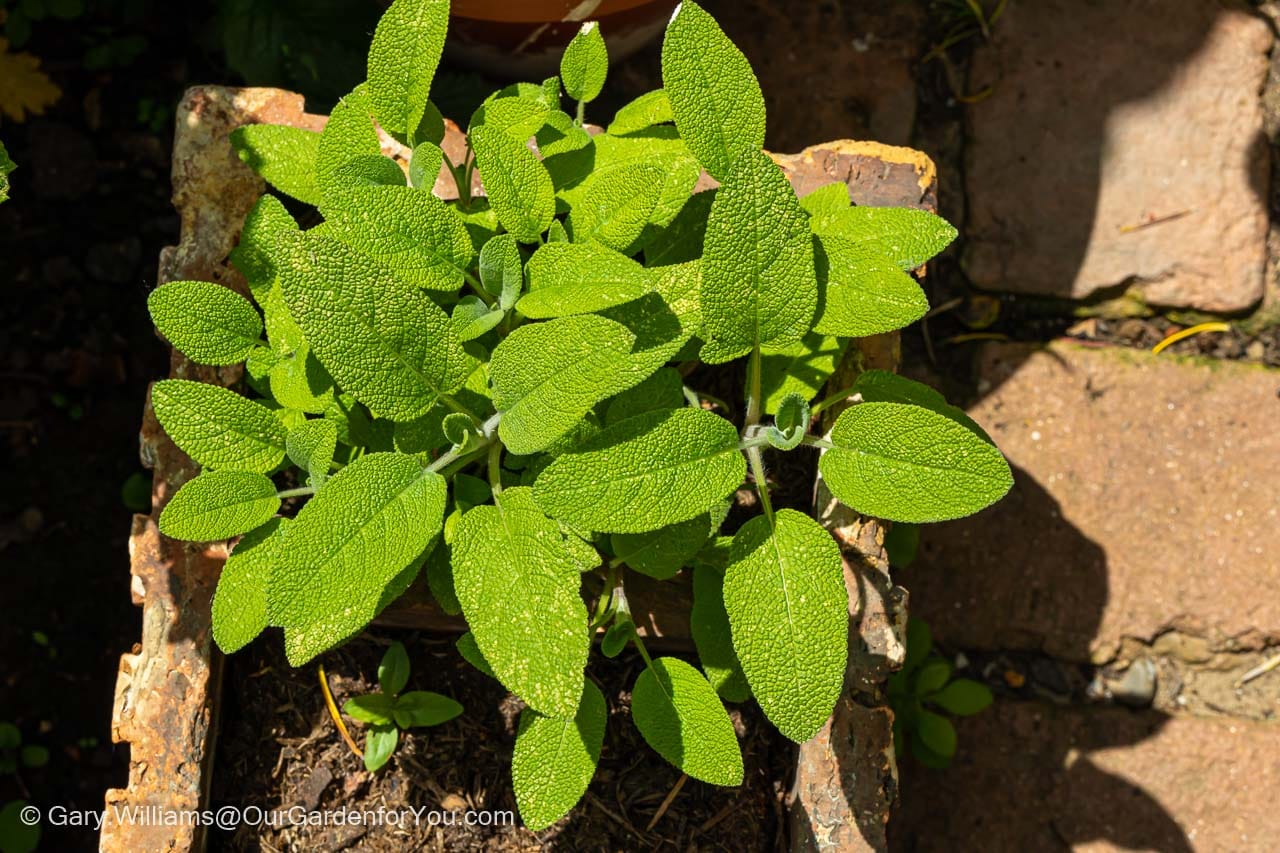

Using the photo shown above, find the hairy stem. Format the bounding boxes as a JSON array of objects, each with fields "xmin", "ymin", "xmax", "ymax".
[
  {"xmin": 575, "ymin": 99, "xmax": 586, "ymax": 127},
  {"xmin": 745, "ymin": 343, "xmax": 763, "ymax": 427},
  {"xmin": 810, "ymin": 384, "xmax": 862, "ymax": 417},
  {"xmin": 800, "ymin": 435, "xmax": 836, "ymax": 451},
  {"xmin": 746, "ymin": 446, "xmax": 775, "ymax": 525},
  {"xmin": 487, "ymin": 442, "xmax": 503, "ymax": 495},
  {"xmin": 276, "ymin": 485, "xmax": 315, "ymax": 499}
]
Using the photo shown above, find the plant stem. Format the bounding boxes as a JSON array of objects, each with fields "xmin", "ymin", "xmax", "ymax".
[
  {"xmin": 462, "ymin": 269, "xmax": 494, "ymax": 306},
  {"xmin": 810, "ymin": 384, "xmax": 862, "ymax": 417},
  {"xmin": 318, "ymin": 664, "xmax": 363, "ymax": 759},
  {"xmin": 631, "ymin": 631, "xmax": 656, "ymax": 670},
  {"xmin": 443, "ymin": 150, "xmax": 470, "ymax": 210},
  {"xmin": 745, "ymin": 343, "xmax": 763, "ymax": 427},
  {"xmin": 437, "ymin": 391, "xmax": 482, "ymax": 424},
  {"xmin": 591, "ymin": 563, "xmax": 620, "ymax": 628},
  {"xmin": 684, "ymin": 385, "xmax": 734, "ymax": 416},
  {"xmin": 276, "ymin": 486, "xmax": 315, "ymax": 499},
  {"xmin": 487, "ymin": 442, "xmax": 503, "ymax": 495},
  {"xmin": 746, "ymin": 446, "xmax": 775, "ymax": 525},
  {"xmin": 801, "ymin": 435, "xmax": 837, "ymax": 451},
  {"xmin": 575, "ymin": 99, "xmax": 586, "ymax": 126}
]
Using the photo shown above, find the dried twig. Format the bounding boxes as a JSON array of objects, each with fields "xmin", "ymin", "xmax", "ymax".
[{"xmin": 645, "ymin": 773, "xmax": 687, "ymax": 831}]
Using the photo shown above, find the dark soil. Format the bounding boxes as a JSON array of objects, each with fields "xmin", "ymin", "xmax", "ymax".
[{"xmin": 211, "ymin": 634, "xmax": 791, "ymax": 852}]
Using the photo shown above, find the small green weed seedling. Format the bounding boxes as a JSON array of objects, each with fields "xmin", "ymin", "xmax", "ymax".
[
  {"xmin": 147, "ymin": 0, "xmax": 1012, "ymax": 828},
  {"xmin": 340, "ymin": 642, "xmax": 463, "ymax": 772},
  {"xmin": 889, "ymin": 618, "xmax": 994, "ymax": 768},
  {"xmin": 0, "ymin": 722, "xmax": 47, "ymax": 853},
  {"xmin": 0, "ymin": 722, "xmax": 47, "ymax": 776}
]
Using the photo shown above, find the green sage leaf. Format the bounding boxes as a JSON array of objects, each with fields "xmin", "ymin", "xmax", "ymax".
[
  {"xmin": 148, "ymin": 281, "xmax": 263, "ymax": 366},
  {"xmin": 152, "ymin": 379, "xmax": 287, "ymax": 473},
  {"xmin": 724, "ymin": 509, "xmax": 848, "ymax": 742},
  {"xmin": 812, "ymin": 205, "xmax": 957, "ymax": 272},
  {"xmin": 269, "ymin": 453, "xmax": 447, "ymax": 665},
  {"xmin": 490, "ymin": 314, "xmax": 639, "ymax": 455},
  {"xmin": 608, "ymin": 89, "xmax": 673, "ymax": 136},
  {"xmin": 819, "ymin": 402, "xmax": 1013, "ymax": 522},
  {"xmin": 286, "ymin": 418, "xmax": 338, "ymax": 487},
  {"xmin": 560, "ymin": 21, "xmax": 608, "ymax": 103},
  {"xmin": 690, "ymin": 564, "xmax": 749, "ymax": 702},
  {"xmin": 513, "ymin": 680, "xmax": 606, "ymax": 830},
  {"xmin": 211, "ymin": 517, "xmax": 285, "ymax": 654},
  {"xmin": 230, "ymin": 125, "xmax": 322, "ymax": 206},
  {"xmin": 451, "ymin": 488, "xmax": 590, "ymax": 718},
  {"xmin": 367, "ymin": 0, "xmax": 449, "ymax": 139},
  {"xmin": 517, "ymin": 241, "xmax": 654, "ymax": 319},
  {"xmin": 813, "ymin": 234, "xmax": 928, "ymax": 337},
  {"xmin": 631, "ymin": 657, "xmax": 743, "ymax": 786},
  {"xmin": 158, "ymin": 471, "xmax": 280, "ymax": 542},
  {"xmin": 660, "ymin": 0, "xmax": 765, "ymax": 180},
  {"xmin": 701, "ymin": 148, "xmax": 815, "ymax": 352},
  {"xmin": 470, "ymin": 124, "xmax": 555, "ymax": 243},
  {"xmin": 277, "ymin": 233, "xmax": 471, "ymax": 421},
  {"xmin": 533, "ymin": 408, "xmax": 745, "ymax": 534}
]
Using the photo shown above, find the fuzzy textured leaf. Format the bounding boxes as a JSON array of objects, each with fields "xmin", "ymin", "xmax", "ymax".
[
  {"xmin": 230, "ymin": 125, "xmax": 322, "ymax": 206},
  {"xmin": 603, "ymin": 367, "xmax": 684, "ymax": 426},
  {"xmin": 326, "ymin": 176, "xmax": 474, "ymax": 292},
  {"xmin": 691, "ymin": 564, "xmax": 749, "ymax": 701},
  {"xmin": 451, "ymin": 487, "xmax": 590, "ymax": 718},
  {"xmin": 231, "ymin": 195, "xmax": 299, "ymax": 305},
  {"xmin": 152, "ymin": 379, "xmax": 287, "ymax": 473},
  {"xmin": 148, "ymin": 281, "xmax": 263, "ymax": 366},
  {"xmin": 277, "ymin": 233, "xmax": 471, "ymax": 421},
  {"xmin": 819, "ymin": 402, "xmax": 1013, "ymax": 523},
  {"xmin": 211, "ymin": 518, "xmax": 285, "ymax": 654},
  {"xmin": 759, "ymin": 333, "xmax": 846, "ymax": 415},
  {"xmin": 269, "ymin": 453, "xmax": 446, "ymax": 665},
  {"xmin": 517, "ymin": 241, "xmax": 654, "ymax": 319},
  {"xmin": 316, "ymin": 86, "xmax": 380, "ymax": 201},
  {"xmin": 470, "ymin": 124, "xmax": 555, "ymax": 242},
  {"xmin": 478, "ymin": 232, "xmax": 522, "ymax": 311},
  {"xmin": 286, "ymin": 418, "xmax": 339, "ymax": 487},
  {"xmin": 631, "ymin": 657, "xmax": 743, "ymax": 785},
  {"xmin": 610, "ymin": 513, "xmax": 711, "ymax": 580},
  {"xmin": 853, "ymin": 370, "xmax": 992, "ymax": 443},
  {"xmin": 512, "ymin": 681, "xmax": 606, "ymax": 830},
  {"xmin": 560, "ymin": 22, "xmax": 608, "ymax": 103},
  {"xmin": 701, "ymin": 148, "xmax": 815, "ymax": 352},
  {"xmin": 568, "ymin": 161, "xmax": 665, "ymax": 252},
  {"xmin": 660, "ymin": 1, "xmax": 765, "ymax": 180},
  {"xmin": 724, "ymin": 510, "xmax": 847, "ymax": 742},
  {"xmin": 608, "ymin": 89, "xmax": 672, "ymax": 136},
  {"xmin": 367, "ymin": 0, "xmax": 449, "ymax": 138},
  {"xmin": 799, "ymin": 182, "xmax": 850, "ymax": 218},
  {"xmin": 158, "ymin": 471, "xmax": 280, "ymax": 542},
  {"xmin": 813, "ymin": 234, "xmax": 928, "ymax": 337},
  {"xmin": 812, "ymin": 206, "xmax": 957, "ymax": 271},
  {"xmin": 490, "ymin": 314, "xmax": 638, "ymax": 455},
  {"xmin": 533, "ymin": 408, "xmax": 745, "ymax": 534}
]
